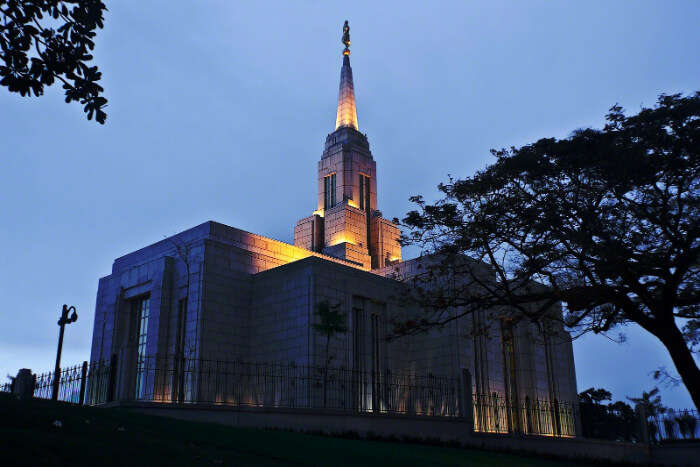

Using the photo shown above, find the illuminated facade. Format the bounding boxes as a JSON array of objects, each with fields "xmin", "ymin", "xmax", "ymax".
[{"xmin": 89, "ymin": 21, "xmax": 578, "ymax": 435}]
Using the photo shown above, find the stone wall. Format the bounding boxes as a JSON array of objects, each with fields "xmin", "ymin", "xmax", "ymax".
[
  {"xmin": 370, "ymin": 215, "xmax": 402, "ymax": 269},
  {"xmin": 323, "ymin": 203, "xmax": 368, "ymax": 249},
  {"xmin": 91, "ymin": 222, "xmax": 364, "ymax": 368},
  {"xmin": 91, "ymin": 221, "xmax": 579, "ymax": 423},
  {"xmin": 373, "ymin": 256, "xmax": 579, "ymax": 408},
  {"xmin": 250, "ymin": 262, "xmax": 314, "ymax": 364}
]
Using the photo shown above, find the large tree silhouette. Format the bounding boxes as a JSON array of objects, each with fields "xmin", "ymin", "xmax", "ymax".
[
  {"xmin": 399, "ymin": 92, "xmax": 700, "ymax": 409},
  {"xmin": 1, "ymin": 0, "xmax": 107, "ymax": 123}
]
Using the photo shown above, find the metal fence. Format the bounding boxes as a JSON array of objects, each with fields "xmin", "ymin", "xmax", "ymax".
[
  {"xmin": 34, "ymin": 363, "xmax": 85, "ymax": 402},
  {"xmin": 132, "ymin": 355, "xmax": 461, "ymax": 417},
  {"xmin": 2, "ymin": 360, "xmax": 114, "ymax": 405},
  {"xmin": 2, "ymin": 354, "xmax": 578, "ymax": 438},
  {"xmin": 473, "ymin": 393, "xmax": 576, "ymax": 437},
  {"xmin": 649, "ymin": 409, "xmax": 699, "ymax": 442}
]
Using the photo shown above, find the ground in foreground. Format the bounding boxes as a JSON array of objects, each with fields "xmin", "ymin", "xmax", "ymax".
[{"xmin": 0, "ymin": 394, "xmax": 589, "ymax": 466}]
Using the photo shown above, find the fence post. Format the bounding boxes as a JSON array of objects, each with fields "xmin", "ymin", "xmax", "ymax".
[
  {"xmin": 178, "ymin": 355, "xmax": 185, "ymax": 404},
  {"xmin": 107, "ymin": 353, "xmax": 118, "ymax": 402},
  {"xmin": 462, "ymin": 369, "xmax": 474, "ymax": 431},
  {"xmin": 79, "ymin": 361, "xmax": 88, "ymax": 405}
]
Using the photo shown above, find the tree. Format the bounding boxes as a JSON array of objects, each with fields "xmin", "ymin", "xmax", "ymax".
[
  {"xmin": 579, "ymin": 387, "xmax": 612, "ymax": 405},
  {"xmin": 312, "ymin": 300, "xmax": 347, "ymax": 408},
  {"xmin": 578, "ymin": 387, "xmax": 638, "ymax": 441},
  {"xmin": 400, "ymin": 92, "xmax": 700, "ymax": 409},
  {"xmin": 628, "ymin": 387, "xmax": 666, "ymax": 418},
  {"xmin": 1, "ymin": 0, "xmax": 108, "ymax": 123}
]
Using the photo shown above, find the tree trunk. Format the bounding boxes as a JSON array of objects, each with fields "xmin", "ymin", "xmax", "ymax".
[
  {"xmin": 658, "ymin": 324, "xmax": 700, "ymax": 412},
  {"xmin": 323, "ymin": 335, "xmax": 330, "ymax": 409}
]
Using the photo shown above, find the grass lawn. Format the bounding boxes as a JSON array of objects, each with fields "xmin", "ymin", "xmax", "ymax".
[{"xmin": 0, "ymin": 394, "xmax": 589, "ymax": 466}]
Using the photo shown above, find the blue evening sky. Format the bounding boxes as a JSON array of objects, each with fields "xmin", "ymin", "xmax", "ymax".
[{"xmin": 1, "ymin": 1, "xmax": 698, "ymax": 407}]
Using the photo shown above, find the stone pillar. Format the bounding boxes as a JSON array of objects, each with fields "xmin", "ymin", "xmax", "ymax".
[
  {"xmin": 13, "ymin": 369, "xmax": 35, "ymax": 400},
  {"xmin": 461, "ymin": 368, "xmax": 474, "ymax": 431}
]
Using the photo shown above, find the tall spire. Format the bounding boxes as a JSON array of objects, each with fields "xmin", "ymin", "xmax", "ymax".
[{"xmin": 335, "ymin": 20, "xmax": 358, "ymax": 130}]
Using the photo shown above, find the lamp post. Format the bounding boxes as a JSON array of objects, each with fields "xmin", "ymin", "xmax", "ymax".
[{"xmin": 52, "ymin": 304, "xmax": 78, "ymax": 401}]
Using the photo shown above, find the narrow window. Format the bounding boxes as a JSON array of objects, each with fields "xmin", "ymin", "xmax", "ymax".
[
  {"xmin": 359, "ymin": 174, "xmax": 370, "ymax": 211},
  {"xmin": 331, "ymin": 173, "xmax": 336, "ymax": 207},
  {"xmin": 359, "ymin": 174, "xmax": 364, "ymax": 210},
  {"xmin": 176, "ymin": 298, "xmax": 187, "ymax": 357},
  {"xmin": 133, "ymin": 296, "xmax": 150, "ymax": 398},
  {"xmin": 324, "ymin": 173, "xmax": 336, "ymax": 209},
  {"xmin": 174, "ymin": 298, "xmax": 187, "ymax": 403}
]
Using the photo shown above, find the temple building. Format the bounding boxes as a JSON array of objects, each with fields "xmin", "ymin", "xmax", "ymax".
[{"xmin": 89, "ymin": 21, "xmax": 578, "ymax": 435}]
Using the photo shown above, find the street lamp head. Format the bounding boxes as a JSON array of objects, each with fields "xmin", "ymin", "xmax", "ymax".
[{"xmin": 58, "ymin": 305, "xmax": 78, "ymax": 326}]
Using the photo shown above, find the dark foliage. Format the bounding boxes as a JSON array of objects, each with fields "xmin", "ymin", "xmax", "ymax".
[
  {"xmin": 578, "ymin": 389, "xmax": 639, "ymax": 442},
  {"xmin": 578, "ymin": 387, "xmax": 612, "ymax": 405},
  {"xmin": 0, "ymin": 0, "xmax": 107, "ymax": 123},
  {"xmin": 400, "ymin": 92, "xmax": 700, "ymax": 409},
  {"xmin": 627, "ymin": 387, "xmax": 666, "ymax": 418}
]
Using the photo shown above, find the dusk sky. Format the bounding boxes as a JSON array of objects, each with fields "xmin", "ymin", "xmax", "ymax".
[{"xmin": 1, "ymin": 1, "xmax": 698, "ymax": 408}]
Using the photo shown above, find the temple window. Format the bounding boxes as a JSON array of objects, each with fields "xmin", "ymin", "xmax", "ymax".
[
  {"xmin": 324, "ymin": 173, "xmax": 337, "ymax": 209},
  {"xmin": 131, "ymin": 296, "xmax": 150, "ymax": 399},
  {"xmin": 359, "ymin": 174, "xmax": 370, "ymax": 211}
]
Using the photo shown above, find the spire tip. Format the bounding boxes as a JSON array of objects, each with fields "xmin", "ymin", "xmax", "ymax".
[{"xmin": 342, "ymin": 20, "xmax": 350, "ymax": 55}]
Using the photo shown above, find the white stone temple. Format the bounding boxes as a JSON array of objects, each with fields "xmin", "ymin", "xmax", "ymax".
[{"xmin": 89, "ymin": 21, "xmax": 578, "ymax": 435}]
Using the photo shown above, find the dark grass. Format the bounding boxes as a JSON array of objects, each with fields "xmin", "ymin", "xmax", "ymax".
[{"xmin": 0, "ymin": 394, "xmax": 592, "ymax": 466}]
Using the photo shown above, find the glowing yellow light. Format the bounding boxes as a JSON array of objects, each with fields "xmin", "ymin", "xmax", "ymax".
[
  {"xmin": 335, "ymin": 56, "xmax": 358, "ymax": 130},
  {"xmin": 329, "ymin": 234, "xmax": 355, "ymax": 246},
  {"xmin": 313, "ymin": 209, "xmax": 324, "ymax": 218}
]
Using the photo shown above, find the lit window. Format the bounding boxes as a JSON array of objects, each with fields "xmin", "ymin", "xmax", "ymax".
[{"xmin": 324, "ymin": 173, "xmax": 337, "ymax": 209}]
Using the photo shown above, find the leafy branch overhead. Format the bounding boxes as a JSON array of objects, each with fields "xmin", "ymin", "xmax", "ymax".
[{"xmin": 0, "ymin": 0, "xmax": 107, "ymax": 123}]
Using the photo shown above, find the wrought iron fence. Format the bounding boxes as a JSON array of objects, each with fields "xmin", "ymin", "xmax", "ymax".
[
  {"xmin": 473, "ymin": 393, "xmax": 576, "ymax": 437},
  {"xmin": 29, "ymin": 360, "xmax": 113, "ymax": 405},
  {"xmin": 648, "ymin": 409, "xmax": 699, "ymax": 442},
  {"xmin": 132, "ymin": 355, "xmax": 461, "ymax": 417},
  {"xmin": 3, "ymin": 353, "xmax": 579, "ymax": 438},
  {"xmin": 577, "ymin": 402, "xmax": 700, "ymax": 443},
  {"xmin": 34, "ymin": 363, "xmax": 83, "ymax": 402}
]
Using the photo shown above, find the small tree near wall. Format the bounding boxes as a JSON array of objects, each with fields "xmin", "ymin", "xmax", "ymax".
[{"xmin": 313, "ymin": 300, "xmax": 347, "ymax": 408}]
